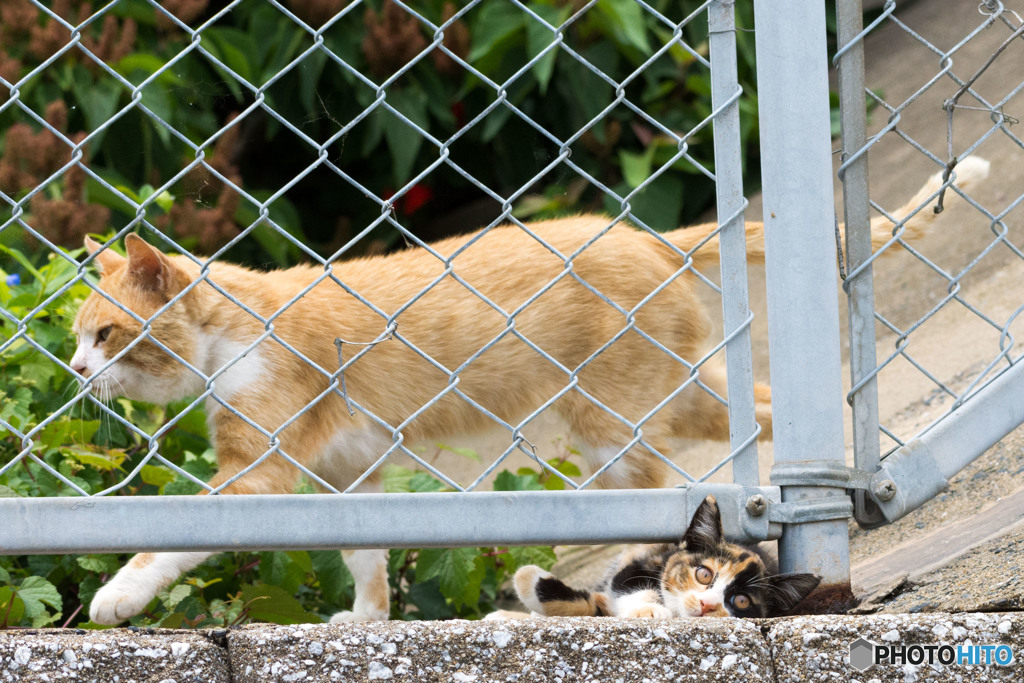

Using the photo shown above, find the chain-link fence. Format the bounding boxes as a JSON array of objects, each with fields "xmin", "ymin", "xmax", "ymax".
[
  {"xmin": 2, "ymin": 0, "xmax": 1021, "ymax": 624},
  {"xmin": 833, "ymin": 0, "xmax": 1024, "ymax": 527},
  {"xmin": 1, "ymin": 0, "xmax": 777, "ymax": 555}
]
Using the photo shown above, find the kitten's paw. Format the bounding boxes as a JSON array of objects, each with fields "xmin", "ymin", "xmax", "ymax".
[
  {"xmin": 329, "ymin": 608, "xmax": 389, "ymax": 623},
  {"xmin": 624, "ymin": 604, "xmax": 672, "ymax": 619},
  {"xmin": 89, "ymin": 583, "xmax": 151, "ymax": 625}
]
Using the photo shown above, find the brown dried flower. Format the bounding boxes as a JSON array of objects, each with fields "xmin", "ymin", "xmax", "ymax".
[
  {"xmin": 156, "ymin": 0, "xmax": 209, "ymax": 30},
  {"xmin": 0, "ymin": 0, "xmax": 38, "ymax": 45},
  {"xmin": 362, "ymin": 1, "xmax": 428, "ymax": 80},
  {"xmin": 430, "ymin": 2, "xmax": 470, "ymax": 76},
  {"xmin": 155, "ymin": 114, "xmax": 245, "ymax": 252},
  {"xmin": 0, "ymin": 53, "xmax": 21, "ymax": 103},
  {"xmin": 286, "ymin": 0, "xmax": 349, "ymax": 28},
  {"xmin": 82, "ymin": 14, "xmax": 138, "ymax": 66},
  {"xmin": 0, "ymin": 101, "xmax": 111, "ymax": 245}
]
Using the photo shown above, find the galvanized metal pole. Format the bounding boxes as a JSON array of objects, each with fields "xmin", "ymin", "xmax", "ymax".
[
  {"xmin": 834, "ymin": 0, "xmax": 887, "ymax": 529},
  {"xmin": 753, "ymin": 0, "xmax": 855, "ymax": 611},
  {"xmin": 708, "ymin": 0, "xmax": 759, "ymax": 485}
]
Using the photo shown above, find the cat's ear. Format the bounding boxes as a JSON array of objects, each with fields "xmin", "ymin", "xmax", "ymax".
[
  {"xmin": 764, "ymin": 573, "xmax": 821, "ymax": 614},
  {"xmin": 84, "ymin": 236, "xmax": 126, "ymax": 274},
  {"xmin": 124, "ymin": 234, "xmax": 182, "ymax": 296},
  {"xmin": 683, "ymin": 495, "xmax": 723, "ymax": 553}
]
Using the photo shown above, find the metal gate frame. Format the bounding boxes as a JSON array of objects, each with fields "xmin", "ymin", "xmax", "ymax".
[
  {"xmin": 832, "ymin": 0, "xmax": 1024, "ymax": 530},
  {"xmin": 0, "ymin": 0, "xmax": 927, "ymax": 613}
]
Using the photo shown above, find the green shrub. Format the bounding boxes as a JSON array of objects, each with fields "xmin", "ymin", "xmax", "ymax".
[{"xmin": 1, "ymin": 0, "xmax": 759, "ymax": 266}]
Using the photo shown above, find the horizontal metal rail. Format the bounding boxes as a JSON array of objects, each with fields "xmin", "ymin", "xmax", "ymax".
[
  {"xmin": 873, "ymin": 359, "xmax": 1024, "ymax": 522},
  {"xmin": 0, "ymin": 485, "xmax": 782, "ymax": 554}
]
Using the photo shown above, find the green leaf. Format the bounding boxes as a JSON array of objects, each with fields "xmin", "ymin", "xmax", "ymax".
[
  {"xmin": 409, "ymin": 472, "xmax": 446, "ymax": 493},
  {"xmin": 415, "ymin": 547, "xmax": 482, "ymax": 608},
  {"xmin": 0, "ymin": 566, "xmax": 9, "ymax": 583},
  {"xmin": 468, "ymin": 3, "xmax": 525, "ymax": 64},
  {"xmin": 71, "ymin": 77, "xmax": 122, "ymax": 148},
  {"xmin": 236, "ymin": 192, "xmax": 305, "ymax": 267},
  {"xmin": 0, "ymin": 244, "xmax": 43, "ymax": 281},
  {"xmin": 259, "ymin": 552, "xmax": 307, "ymax": 594},
  {"xmin": 311, "ymin": 550, "xmax": 351, "ymax": 606},
  {"xmin": 383, "ymin": 89, "xmax": 429, "ymax": 187},
  {"xmin": 0, "ymin": 485, "xmax": 22, "ymax": 498},
  {"xmin": 549, "ymin": 458, "xmax": 582, "ymax": 478},
  {"xmin": 239, "ymin": 584, "xmax": 322, "ymax": 625},
  {"xmin": 525, "ymin": 4, "xmax": 567, "ymax": 92},
  {"xmin": 0, "ymin": 588, "xmax": 25, "ymax": 626},
  {"xmin": 405, "ymin": 577, "xmax": 453, "ymax": 620},
  {"xmin": 63, "ymin": 446, "xmax": 127, "ymax": 472},
  {"xmin": 202, "ymin": 27, "xmax": 257, "ymax": 86},
  {"xmin": 594, "ymin": 0, "xmax": 651, "ymax": 54},
  {"xmin": 619, "ymin": 148, "xmax": 656, "ymax": 189},
  {"xmin": 140, "ymin": 465, "xmax": 178, "ymax": 489},
  {"xmin": 437, "ymin": 443, "xmax": 480, "ymax": 462},
  {"xmin": 16, "ymin": 576, "xmax": 62, "ymax": 619},
  {"xmin": 507, "ymin": 546, "xmax": 558, "ymax": 573},
  {"xmin": 76, "ymin": 554, "xmax": 121, "ymax": 574},
  {"xmin": 381, "ymin": 465, "xmax": 415, "ymax": 493},
  {"xmin": 494, "ymin": 470, "xmax": 543, "ymax": 492},
  {"xmin": 164, "ymin": 584, "xmax": 193, "ymax": 611},
  {"xmin": 157, "ymin": 612, "xmax": 187, "ymax": 629}
]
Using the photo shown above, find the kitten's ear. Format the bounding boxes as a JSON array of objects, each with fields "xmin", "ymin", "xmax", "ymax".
[
  {"xmin": 765, "ymin": 573, "xmax": 821, "ymax": 614},
  {"xmin": 84, "ymin": 236, "xmax": 126, "ymax": 274},
  {"xmin": 683, "ymin": 495, "xmax": 724, "ymax": 553},
  {"xmin": 124, "ymin": 234, "xmax": 181, "ymax": 296}
]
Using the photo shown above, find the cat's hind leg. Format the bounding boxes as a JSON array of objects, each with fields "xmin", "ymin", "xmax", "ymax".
[
  {"xmin": 329, "ymin": 548, "xmax": 390, "ymax": 622},
  {"xmin": 514, "ymin": 565, "xmax": 610, "ymax": 617},
  {"xmin": 313, "ymin": 426, "xmax": 395, "ymax": 622}
]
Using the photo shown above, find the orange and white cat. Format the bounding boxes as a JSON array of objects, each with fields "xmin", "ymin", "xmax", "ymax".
[{"xmin": 71, "ymin": 157, "xmax": 988, "ymax": 624}]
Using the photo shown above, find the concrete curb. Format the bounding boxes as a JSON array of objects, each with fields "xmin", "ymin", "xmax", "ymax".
[
  {"xmin": 0, "ymin": 628, "xmax": 230, "ymax": 682},
  {"xmin": 227, "ymin": 618, "xmax": 773, "ymax": 682},
  {"xmin": 2, "ymin": 613, "xmax": 1021, "ymax": 682}
]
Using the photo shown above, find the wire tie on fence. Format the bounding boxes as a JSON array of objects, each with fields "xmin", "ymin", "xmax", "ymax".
[
  {"xmin": 933, "ymin": 159, "xmax": 958, "ymax": 215},
  {"xmin": 334, "ymin": 325, "xmax": 397, "ymax": 416},
  {"xmin": 834, "ymin": 210, "xmax": 847, "ymax": 280},
  {"xmin": 944, "ymin": 19, "xmax": 1024, "ymax": 114}
]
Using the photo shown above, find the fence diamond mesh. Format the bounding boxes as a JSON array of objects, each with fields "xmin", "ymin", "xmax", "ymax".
[
  {"xmin": 836, "ymin": 0, "xmax": 1024, "ymax": 464},
  {"xmin": 1, "ymin": 0, "xmax": 762, "ymax": 516}
]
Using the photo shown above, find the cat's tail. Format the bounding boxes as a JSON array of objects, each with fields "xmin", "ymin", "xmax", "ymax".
[
  {"xmin": 667, "ymin": 156, "xmax": 990, "ymax": 269},
  {"xmin": 514, "ymin": 565, "xmax": 611, "ymax": 617}
]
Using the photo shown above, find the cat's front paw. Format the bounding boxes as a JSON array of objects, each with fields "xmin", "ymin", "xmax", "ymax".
[
  {"xmin": 624, "ymin": 604, "xmax": 672, "ymax": 619},
  {"xmin": 329, "ymin": 608, "xmax": 389, "ymax": 623},
  {"xmin": 89, "ymin": 582, "xmax": 151, "ymax": 625}
]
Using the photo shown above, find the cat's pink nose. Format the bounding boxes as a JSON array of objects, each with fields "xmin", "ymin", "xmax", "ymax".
[
  {"xmin": 71, "ymin": 360, "xmax": 87, "ymax": 375},
  {"xmin": 700, "ymin": 600, "xmax": 718, "ymax": 615}
]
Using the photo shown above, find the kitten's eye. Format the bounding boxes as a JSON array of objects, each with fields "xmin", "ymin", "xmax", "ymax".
[
  {"xmin": 695, "ymin": 566, "xmax": 713, "ymax": 585},
  {"xmin": 96, "ymin": 326, "xmax": 112, "ymax": 343},
  {"xmin": 731, "ymin": 594, "xmax": 751, "ymax": 610}
]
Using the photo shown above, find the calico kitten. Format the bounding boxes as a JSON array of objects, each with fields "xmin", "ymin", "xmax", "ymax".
[
  {"xmin": 512, "ymin": 495, "xmax": 820, "ymax": 619},
  {"xmin": 70, "ymin": 158, "xmax": 988, "ymax": 625}
]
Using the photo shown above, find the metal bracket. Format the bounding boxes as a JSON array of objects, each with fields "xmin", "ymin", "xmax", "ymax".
[
  {"xmin": 770, "ymin": 461, "xmax": 875, "ymax": 491},
  {"xmin": 764, "ymin": 497, "xmax": 854, "ymax": 525},
  {"xmin": 769, "ymin": 448, "xmax": 951, "ymax": 527},
  {"xmin": 766, "ymin": 461, "xmax": 874, "ymax": 526}
]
